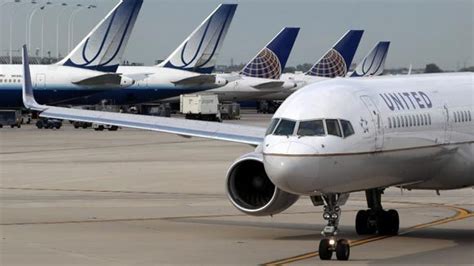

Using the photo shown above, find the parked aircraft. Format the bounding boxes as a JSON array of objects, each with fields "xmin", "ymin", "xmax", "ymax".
[
  {"xmin": 0, "ymin": 0, "xmax": 143, "ymax": 108},
  {"xmin": 260, "ymin": 38, "xmax": 391, "ymax": 101},
  {"xmin": 21, "ymin": 45, "xmax": 473, "ymax": 261},
  {"xmin": 163, "ymin": 27, "xmax": 300, "ymax": 103},
  {"xmin": 194, "ymin": 30, "xmax": 364, "ymax": 102},
  {"xmin": 64, "ymin": 4, "xmax": 237, "ymax": 106}
]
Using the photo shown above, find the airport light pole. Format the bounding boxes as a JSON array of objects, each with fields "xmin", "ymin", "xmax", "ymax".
[
  {"xmin": 55, "ymin": 2, "xmax": 67, "ymax": 60},
  {"xmin": 0, "ymin": 0, "xmax": 13, "ymax": 57},
  {"xmin": 6, "ymin": 0, "xmax": 21, "ymax": 63},
  {"xmin": 28, "ymin": 3, "xmax": 45, "ymax": 51},
  {"xmin": 24, "ymin": 1, "xmax": 39, "ymax": 55},
  {"xmin": 40, "ymin": 1, "xmax": 52, "ymax": 59},
  {"xmin": 68, "ymin": 4, "xmax": 83, "ymax": 52},
  {"xmin": 69, "ymin": 4, "xmax": 96, "ymax": 52}
]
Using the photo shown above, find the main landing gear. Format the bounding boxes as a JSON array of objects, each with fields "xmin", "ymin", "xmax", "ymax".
[
  {"xmin": 318, "ymin": 193, "xmax": 351, "ymax": 261},
  {"xmin": 356, "ymin": 188, "xmax": 399, "ymax": 235}
]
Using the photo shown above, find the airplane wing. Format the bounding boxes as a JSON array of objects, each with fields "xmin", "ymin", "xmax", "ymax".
[{"xmin": 21, "ymin": 46, "xmax": 264, "ymax": 146}]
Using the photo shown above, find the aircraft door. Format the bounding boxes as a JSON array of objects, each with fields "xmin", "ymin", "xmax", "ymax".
[
  {"xmin": 360, "ymin": 95, "xmax": 384, "ymax": 150},
  {"xmin": 35, "ymin": 74, "xmax": 46, "ymax": 89},
  {"xmin": 442, "ymin": 104, "xmax": 452, "ymax": 143}
]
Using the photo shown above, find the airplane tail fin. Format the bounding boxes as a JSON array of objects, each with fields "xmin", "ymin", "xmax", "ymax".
[
  {"xmin": 350, "ymin": 41, "xmax": 390, "ymax": 77},
  {"xmin": 306, "ymin": 30, "xmax": 363, "ymax": 77},
  {"xmin": 158, "ymin": 4, "xmax": 237, "ymax": 74},
  {"xmin": 240, "ymin": 27, "xmax": 300, "ymax": 80},
  {"xmin": 57, "ymin": 0, "xmax": 143, "ymax": 73}
]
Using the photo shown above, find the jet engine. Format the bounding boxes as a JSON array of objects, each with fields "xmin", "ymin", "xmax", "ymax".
[{"xmin": 226, "ymin": 152, "xmax": 299, "ymax": 216}]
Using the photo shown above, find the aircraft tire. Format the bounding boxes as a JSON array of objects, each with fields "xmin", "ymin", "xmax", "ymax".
[
  {"xmin": 335, "ymin": 239, "xmax": 350, "ymax": 260},
  {"xmin": 318, "ymin": 239, "xmax": 333, "ymax": 260}
]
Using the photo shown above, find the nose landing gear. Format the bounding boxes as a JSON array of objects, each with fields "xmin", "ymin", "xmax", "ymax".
[{"xmin": 318, "ymin": 193, "xmax": 351, "ymax": 261}]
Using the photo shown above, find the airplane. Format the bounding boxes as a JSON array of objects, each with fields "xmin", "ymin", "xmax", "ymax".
[
  {"xmin": 0, "ymin": 0, "xmax": 143, "ymax": 108},
  {"xmin": 62, "ymin": 4, "xmax": 238, "ymax": 106},
  {"xmin": 162, "ymin": 27, "xmax": 301, "ymax": 103},
  {"xmin": 258, "ymin": 38, "xmax": 391, "ymax": 102},
  {"xmin": 21, "ymin": 41, "xmax": 473, "ymax": 262},
  {"xmin": 193, "ymin": 29, "xmax": 364, "ymax": 102}
]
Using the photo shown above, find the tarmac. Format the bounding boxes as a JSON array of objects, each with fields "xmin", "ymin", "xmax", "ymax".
[{"xmin": 1, "ymin": 113, "xmax": 473, "ymax": 265}]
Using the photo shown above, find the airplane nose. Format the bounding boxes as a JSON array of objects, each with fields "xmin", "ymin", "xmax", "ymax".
[{"xmin": 263, "ymin": 141, "xmax": 319, "ymax": 195}]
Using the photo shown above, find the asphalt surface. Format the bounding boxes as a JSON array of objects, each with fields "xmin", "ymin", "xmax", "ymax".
[{"xmin": 1, "ymin": 114, "xmax": 473, "ymax": 265}]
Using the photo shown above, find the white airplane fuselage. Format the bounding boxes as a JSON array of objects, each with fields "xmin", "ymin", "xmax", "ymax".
[
  {"xmin": 263, "ymin": 73, "xmax": 473, "ymax": 195},
  {"xmin": 192, "ymin": 73, "xmax": 330, "ymax": 102},
  {"xmin": 0, "ymin": 64, "xmax": 223, "ymax": 107},
  {"xmin": 0, "ymin": 64, "xmax": 135, "ymax": 108}
]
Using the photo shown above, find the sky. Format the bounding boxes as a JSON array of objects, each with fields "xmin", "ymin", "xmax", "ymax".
[{"xmin": 1, "ymin": 0, "xmax": 473, "ymax": 70}]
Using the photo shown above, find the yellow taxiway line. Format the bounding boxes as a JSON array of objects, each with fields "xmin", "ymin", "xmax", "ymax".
[{"xmin": 264, "ymin": 204, "xmax": 473, "ymax": 265}]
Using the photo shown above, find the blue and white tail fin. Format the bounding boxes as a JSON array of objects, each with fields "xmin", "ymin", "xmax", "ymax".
[
  {"xmin": 350, "ymin": 41, "xmax": 390, "ymax": 77},
  {"xmin": 158, "ymin": 4, "xmax": 237, "ymax": 74},
  {"xmin": 240, "ymin": 27, "xmax": 300, "ymax": 80},
  {"xmin": 306, "ymin": 30, "xmax": 364, "ymax": 77},
  {"xmin": 57, "ymin": 0, "xmax": 143, "ymax": 73}
]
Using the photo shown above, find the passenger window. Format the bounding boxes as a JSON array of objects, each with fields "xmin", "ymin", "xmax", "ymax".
[
  {"xmin": 468, "ymin": 111, "xmax": 472, "ymax": 121},
  {"xmin": 462, "ymin": 111, "xmax": 466, "ymax": 122},
  {"xmin": 340, "ymin": 120, "xmax": 355, "ymax": 137},
  {"xmin": 424, "ymin": 114, "xmax": 428, "ymax": 125},
  {"xmin": 273, "ymin": 119, "xmax": 296, "ymax": 136},
  {"xmin": 326, "ymin": 119, "xmax": 342, "ymax": 137},
  {"xmin": 396, "ymin": 116, "xmax": 401, "ymax": 128},
  {"xmin": 409, "ymin": 116, "xmax": 412, "ymax": 127},
  {"xmin": 388, "ymin": 118, "xmax": 392, "ymax": 129},
  {"xmin": 454, "ymin": 112, "xmax": 458, "ymax": 123},
  {"xmin": 266, "ymin": 118, "xmax": 280, "ymax": 135},
  {"xmin": 297, "ymin": 120, "xmax": 325, "ymax": 137}
]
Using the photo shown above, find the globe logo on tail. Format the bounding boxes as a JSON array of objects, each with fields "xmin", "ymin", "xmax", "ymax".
[
  {"xmin": 308, "ymin": 49, "xmax": 347, "ymax": 78},
  {"xmin": 241, "ymin": 48, "xmax": 282, "ymax": 80}
]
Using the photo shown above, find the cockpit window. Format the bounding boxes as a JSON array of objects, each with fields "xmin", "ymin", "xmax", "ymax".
[
  {"xmin": 265, "ymin": 118, "xmax": 280, "ymax": 135},
  {"xmin": 340, "ymin": 120, "xmax": 355, "ymax": 137},
  {"xmin": 297, "ymin": 120, "xmax": 325, "ymax": 136},
  {"xmin": 326, "ymin": 119, "xmax": 342, "ymax": 137},
  {"xmin": 273, "ymin": 119, "xmax": 296, "ymax": 136}
]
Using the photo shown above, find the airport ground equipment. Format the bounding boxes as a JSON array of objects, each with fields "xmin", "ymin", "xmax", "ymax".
[
  {"xmin": 0, "ymin": 110, "xmax": 22, "ymax": 128},
  {"xmin": 219, "ymin": 103, "xmax": 240, "ymax": 120},
  {"xmin": 92, "ymin": 123, "xmax": 119, "ymax": 131},
  {"xmin": 36, "ymin": 118, "xmax": 62, "ymax": 129},
  {"xmin": 180, "ymin": 94, "xmax": 221, "ymax": 122}
]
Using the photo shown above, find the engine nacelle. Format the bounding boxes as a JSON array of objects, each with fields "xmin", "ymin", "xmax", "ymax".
[
  {"xmin": 120, "ymin": 75, "xmax": 135, "ymax": 87},
  {"xmin": 226, "ymin": 152, "xmax": 299, "ymax": 216}
]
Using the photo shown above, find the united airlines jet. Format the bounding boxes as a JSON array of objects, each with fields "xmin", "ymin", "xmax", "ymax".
[
  {"xmin": 21, "ymin": 45, "xmax": 473, "ymax": 261},
  {"xmin": 0, "ymin": 0, "xmax": 142, "ymax": 108},
  {"xmin": 261, "ymin": 35, "xmax": 391, "ymax": 101},
  {"xmin": 202, "ymin": 30, "xmax": 365, "ymax": 102},
  {"xmin": 62, "ymin": 4, "xmax": 237, "ymax": 105},
  {"xmin": 163, "ymin": 27, "xmax": 300, "ymax": 102}
]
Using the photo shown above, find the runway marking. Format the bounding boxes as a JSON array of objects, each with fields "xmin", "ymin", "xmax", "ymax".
[
  {"xmin": 0, "ymin": 186, "xmax": 223, "ymax": 198},
  {"xmin": 263, "ymin": 204, "xmax": 473, "ymax": 265}
]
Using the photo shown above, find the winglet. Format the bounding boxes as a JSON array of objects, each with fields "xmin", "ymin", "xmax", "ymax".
[{"xmin": 22, "ymin": 45, "xmax": 45, "ymax": 111}]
